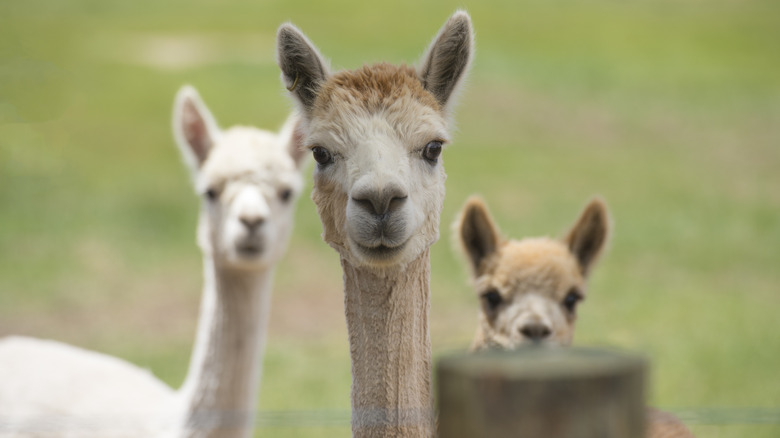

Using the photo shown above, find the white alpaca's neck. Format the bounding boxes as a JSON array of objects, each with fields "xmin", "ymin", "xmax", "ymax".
[
  {"xmin": 341, "ymin": 250, "xmax": 434, "ymax": 438},
  {"xmin": 176, "ymin": 254, "xmax": 274, "ymax": 438}
]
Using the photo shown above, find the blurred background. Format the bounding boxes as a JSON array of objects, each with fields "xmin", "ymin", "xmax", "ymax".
[{"xmin": 1, "ymin": 0, "xmax": 778, "ymax": 436}]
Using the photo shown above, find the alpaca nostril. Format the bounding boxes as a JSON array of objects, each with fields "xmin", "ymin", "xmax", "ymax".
[
  {"xmin": 520, "ymin": 324, "xmax": 552, "ymax": 341},
  {"xmin": 387, "ymin": 195, "xmax": 407, "ymax": 213},
  {"xmin": 240, "ymin": 216, "xmax": 265, "ymax": 231},
  {"xmin": 352, "ymin": 197, "xmax": 378, "ymax": 216},
  {"xmin": 352, "ymin": 185, "xmax": 408, "ymax": 217}
]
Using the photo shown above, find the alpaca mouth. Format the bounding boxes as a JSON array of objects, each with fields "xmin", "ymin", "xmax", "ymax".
[
  {"xmin": 348, "ymin": 214, "xmax": 408, "ymax": 247},
  {"xmin": 347, "ymin": 213, "xmax": 412, "ymax": 264},
  {"xmin": 354, "ymin": 240, "xmax": 408, "ymax": 262},
  {"xmin": 236, "ymin": 240, "xmax": 264, "ymax": 257}
]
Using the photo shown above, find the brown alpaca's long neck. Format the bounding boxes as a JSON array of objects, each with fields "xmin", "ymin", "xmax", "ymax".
[{"xmin": 341, "ymin": 251, "xmax": 434, "ymax": 438}]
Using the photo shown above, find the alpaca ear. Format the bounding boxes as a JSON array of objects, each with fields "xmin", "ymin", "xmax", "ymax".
[
  {"xmin": 276, "ymin": 23, "xmax": 330, "ymax": 115},
  {"xmin": 417, "ymin": 10, "xmax": 474, "ymax": 110},
  {"xmin": 278, "ymin": 112, "xmax": 308, "ymax": 169},
  {"xmin": 565, "ymin": 198, "xmax": 611, "ymax": 276},
  {"xmin": 457, "ymin": 196, "xmax": 501, "ymax": 277},
  {"xmin": 173, "ymin": 85, "xmax": 220, "ymax": 174}
]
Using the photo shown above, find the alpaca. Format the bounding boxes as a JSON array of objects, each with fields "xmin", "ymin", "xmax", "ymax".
[
  {"xmin": 0, "ymin": 85, "xmax": 306, "ymax": 438},
  {"xmin": 455, "ymin": 196, "xmax": 695, "ymax": 438},
  {"xmin": 276, "ymin": 10, "xmax": 473, "ymax": 438},
  {"xmin": 456, "ymin": 196, "xmax": 610, "ymax": 351}
]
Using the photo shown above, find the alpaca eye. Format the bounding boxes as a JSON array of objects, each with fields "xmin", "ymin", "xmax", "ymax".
[
  {"xmin": 205, "ymin": 188, "xmax": 219, "ymax": 201},
  {"xmin": 481, "ymin": 289, "xmax": 503, "ymax": 311},
  {"xmin": 312, "ymin": 146, "xmax": 333, "ymax": 166},
  {"xmin": 279, "ymin": 188, "xmax": 293, "ymax": 203},
  {"xmin": 422, "ymin": 141, "xmax": 443, "ymax": 163},
  {"xmin": 562, "ymin": 288, "xmax": 583, "ymax": 313}
]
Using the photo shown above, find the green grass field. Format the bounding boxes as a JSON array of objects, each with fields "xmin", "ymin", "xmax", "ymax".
[{"xmin": 1, "ymin": 0, "xmax": 779, "ymax": 436}]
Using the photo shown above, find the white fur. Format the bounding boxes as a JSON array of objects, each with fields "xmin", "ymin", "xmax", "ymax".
[
  {"xmin": 0, "ymin": 86, "xmax": 304, "ymax": 438},
  {"xmin": 0, "ymin": 336, "xmax": 175, "ymax": 437},
  {"xmin": 308, "ymin": 106, "xmax": 449, "ymax": 269}
]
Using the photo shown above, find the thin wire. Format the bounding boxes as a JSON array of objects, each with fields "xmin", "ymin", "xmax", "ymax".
[{"xmin": 2, "ymin": 408, "xmax": 778, "ymax": 431}]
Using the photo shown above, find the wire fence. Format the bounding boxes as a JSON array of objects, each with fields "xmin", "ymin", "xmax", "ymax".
[
  {"xmin": 253, "ymin": 408, "xmax": 780, "ymax": 427},
  {"xmin": 3, "ymin": 407, "xmax": 777, "ymax": 432},
  {"xmin": 672, "ymin": 408, "xmax": 780, "ymax": 425}
]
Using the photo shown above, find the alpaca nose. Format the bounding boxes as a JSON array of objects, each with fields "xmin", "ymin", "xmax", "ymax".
[
  {"xmin": 520, "ymin": 323, "xmax": 552, "ymax": 342},
  {"xmin": 240, "ymin": 215, "xmax": 265, "ymax": 232},
  {"xmin": 351, "ymin": 184, "xmax": 408, "ymax": 218}
]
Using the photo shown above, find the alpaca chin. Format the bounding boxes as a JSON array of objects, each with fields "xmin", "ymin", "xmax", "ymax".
[
  {"xmin": 221, "ymin": 239, "xmax": 273, "ymax": 270},
  {"xmin": 350, "ymin": 238, "xmax": 409, "ymax": 266},
  {"xmin": 345, "ymin": 231, "xmax": 437, "ymax": 272}
]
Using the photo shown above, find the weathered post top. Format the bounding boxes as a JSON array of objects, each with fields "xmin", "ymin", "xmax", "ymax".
[{"xmin": 437, "ymin": 347, "xmax": 647, "ymax": 438}]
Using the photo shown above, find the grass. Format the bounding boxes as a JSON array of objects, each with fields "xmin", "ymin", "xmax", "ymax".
[{"xmin": 1, "ymin": 0, "xmax": 779, "ymax": 436}]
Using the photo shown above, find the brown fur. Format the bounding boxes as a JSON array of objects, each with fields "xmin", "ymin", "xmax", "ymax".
[
  {"xmin": 277, "ymin": 10, "xmax": 474, "ymax": 438},
  {"xmin": 342, "ymin": 251, "xmax": 433, "ymax": 437},
  {"xmin": 647, "ymin": 408, "xmax": 696, "ymax": 438},
  {"xmin": 456, "ymin": 197, "xmax": 604, "ymax": 350},
  {"xmin": 315, "ymin": 64, "xmax": 440, "ymax": 116},
  {"xmin": 456, "ymin": 196, "xmax": 695, "ymax": 438}
]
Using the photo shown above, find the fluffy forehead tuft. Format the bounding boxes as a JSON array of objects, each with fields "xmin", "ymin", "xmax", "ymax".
[
  {"xmin": 199, "ymin": 126, "xmax": 300, "ymax": 189},
  {"xmin": 306, "ymin": 65, "xmax": 449, "ymax": 153},
  {"xmin": 314, "ymin": 63, "xmax": 440, "ymax": 115},
  {"xmin": 489, "ymin": 238, "xmax": 583, "ymax": 293}
]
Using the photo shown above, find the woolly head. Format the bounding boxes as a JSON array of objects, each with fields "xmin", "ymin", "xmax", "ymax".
[
  {"xmin": 173, "ymin": 86, "xmax": 307, "ymax": 270},
  {"xmin": 276, "ymin": 11, "xmax": 474, "ymax": 271},
  {"xmin": 456, "ymin": 197, "xmax": 610, "ymax": 349}
]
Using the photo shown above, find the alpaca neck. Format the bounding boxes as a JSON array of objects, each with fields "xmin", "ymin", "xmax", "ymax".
[
  {"xmin": 342, "ymin": 250, "xmax": 434, "ymax": 438},
  {"xmin": 177, "ymin": 255, "xmax": 274, "ymax": 438}
]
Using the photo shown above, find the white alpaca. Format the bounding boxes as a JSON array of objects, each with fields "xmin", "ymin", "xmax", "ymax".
[
  {"xmin": 0, "ymin": 86, "xmax": 306, "ymax": 438},
  {"xmin": 276, "ymin": 11, "xmax": 473, "ymax": 437}
]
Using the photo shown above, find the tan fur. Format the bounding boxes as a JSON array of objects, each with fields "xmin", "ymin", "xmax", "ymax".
[
  {"xmin": 315, "ymin": 64, "xmax": 440, "ymax": 115},
  {"xmin": 456, "ymin": 196, "xmax": 598, "ymax": 350},
  {"xmin": 342, "ymin": 252, "xmax": 433, "ymax": 437},
  {"xmin": 470, "ymin": 238, "xmax": 585, "ymax": 349},
  {"xmin": 277, "ymin": 10, "xmax": 474, "ymax": 438},
  {"xmin": 647, "ymin": 408, "xmax": 696, "ymax": 438},
  {"xmin": 310, "ymin": 67, "xmax": 442, "ymax": 436},
  {"xmin": 456, "ymin": 196, "xmax": 694, "ymax": 438}
]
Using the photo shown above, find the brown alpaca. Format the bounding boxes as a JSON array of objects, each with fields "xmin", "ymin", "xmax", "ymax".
[
  {"xmin": 455, "ymin": 196, "xmax": 695, "ymax": 438},
  {"xmin": 276, "ymin": 11, "xmax": 474, "ymax": 438}
]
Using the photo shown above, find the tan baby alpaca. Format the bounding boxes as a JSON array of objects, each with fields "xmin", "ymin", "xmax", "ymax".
[{"xmin": 455, "ymin": 196, "xmax": 694, "ymax": 438}]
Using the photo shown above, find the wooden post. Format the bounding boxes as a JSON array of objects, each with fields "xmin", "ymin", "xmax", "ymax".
[{"xmin": 437, "ymin": 347, "xmax": 647, "ymax": 438}]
